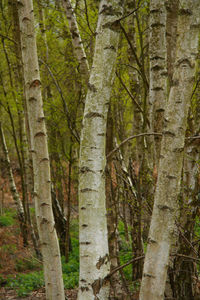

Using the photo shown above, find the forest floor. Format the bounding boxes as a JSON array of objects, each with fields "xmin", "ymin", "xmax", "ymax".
[
  {"xmin": 0, "ymin": 288, "xmax": 78, "ymax": 300},
  {"xmin": 0, "ymin": 213, "xmax": 78, "ymax": 300},
  {"xmin": 0, "ymin": 174, "xmax": 140, "ymax": 300},
  {"xmin": 0, "ymin": 175, "xmax": 79, "ymax": 300}
]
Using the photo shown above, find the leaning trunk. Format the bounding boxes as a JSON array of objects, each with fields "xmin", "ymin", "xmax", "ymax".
[
  {"xmin": 139, "ymin": 1, "xmax": 200, "ymax": 299},
  {"xmin": 0, "ymin": 122, "xmax": 28, "ymax": 246},
  {"xmin": 17, "ymin": 1, "xmax": 65, "ymax": 299}
]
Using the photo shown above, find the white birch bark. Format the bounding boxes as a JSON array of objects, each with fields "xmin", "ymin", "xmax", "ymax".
[
  {"xmin": 62, "ymin": 0, "xmax": 90, "ymax": 82},
  {"xmin": 139, "ymin": 1, "xmax": 200, "ymax": 299},
  {"xmin": 0, "ymin": 122, "xmax": 25, "ymax": 226},
  {"xmin": 17, "ymin": 1, "xmax": 65, "ymax": 299},
  {"xmin": 165, "ymin": 0, "xmax": 179, "ymax": 87},
  {"xmin": 78, "ymin": 1, "xmax": 124, "ymax": 299},
  {"xmin": 149, "ymin": 0, "xmax": 167, "ymax": 164}
]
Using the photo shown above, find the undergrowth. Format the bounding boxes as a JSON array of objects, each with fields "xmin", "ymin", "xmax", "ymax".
[
  {"xmin": 0, "ymin": 209, "xmax": 16, "ymax": 227},
  {"xmin": 2, "ymin": 214, "xmax": 137, "ymax": 297},
  {"xmin": 5, "ymin": 235, "xmax": 79, "ymax": 297}
]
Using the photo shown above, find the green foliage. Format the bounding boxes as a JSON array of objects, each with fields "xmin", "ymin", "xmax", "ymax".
[
  {"xmin": 5, "ymin": 236, "xmax": 79, "ymax": 297},
  {"xmin": 0, "ymin": 244, "xmax": 16, "ymax": 254},
  {"xmin": 119, "ymin": 250, "xmax": 133, "ymax": 281},
  {"xmin": 15, "ymin": 257, "xmax": 41, "ymax": 272},
  {"xmin": 62, "ymin": 237, "xmax": 79, "ymax": 289},
  {"xmin": 0, "ymin": 213, "xmax": 15, "ymax": 227},
  {"xmin": 7, "ymin": 271, "xmax": 44, "ymax": 297},
  {"xmin": 118, "ymin": 221, "xmax": 132, "ymax": 281},
  {"xmin": 195, "ymin": 216, "xmax": 200, "ymax": 239}
]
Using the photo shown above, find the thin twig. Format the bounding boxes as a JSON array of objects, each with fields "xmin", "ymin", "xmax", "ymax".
[
  {"xmin": 107, "ymin": 132, "xmax": 162, "ymax": 159},
  {"xmin": 172, "ymin": 253, "xmax": 200, "ymax": 263},
  {"xmin": 0, "ymin": 33, "xmax": 17, "ymax": 44},
  {"xmin": 191, "ymin": 75, "xmax": 200, "ymax": 100},
  {"xmin": 83, "ymin": 0, "xmax": 94, "ymax": 35},
  {"xmin": 187, "ymin": 135, "xmax": 200, "ymax": 140},
  {"xmin": 176, "ymin": 221, "xmax": 198, "ymax": 256},
  {"xmin": 39, "ymin": 58, "xmax": 80, "ymax": 143},
  {"xmin": 119, "ymin": 24, "xmax": 149, "ymax": 89},
  {"xmin": 116, "ymin": 5, "xmax": 141, "ymax": 22},
  {"xmin": 107, "ymin": 133, "xmax": 200, "ymax": 159},
  {"xmin": 105, "ymin": 255, "xmax": 145, "ymax": 279},
  {"xmin": 116, "ymin": 71, "xmax": 143, "ymax": 114}
]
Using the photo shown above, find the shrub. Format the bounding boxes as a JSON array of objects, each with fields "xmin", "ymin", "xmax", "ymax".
[{"xmin": 0, "ymin": 215, "xmax": 14, "ymax": 227}]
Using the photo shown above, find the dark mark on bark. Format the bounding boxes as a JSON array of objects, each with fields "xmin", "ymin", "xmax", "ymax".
[
  {"xmin": 29, "ymin": 97, "xmax": 37, "ymax": 102},
  {"xmin": 92, "ymin": 278, "xmax": 102, "ymax": 297},
  {"xmin": 166, "ymin": 174, "xmax": 177, "ymax": 179},
  {"xmin": 30, "ymin": 79, "xmax": 41, "ymax": 88},
  {"xmin": 80, "ymin": 241, "xmax": 91, "ymax": 245},
  {"xmin": 104, "ymin": 45, "xmax": 116, "ymax": 51},
  {"xmin": 82, "ymin": 224, "xmax": 88, "ymax": 228},
  {"xmin": 85, "ymin": 112, "xmax": 104, "ymax": 119},
  {"xmin": 40, "ymin": 157, "xmax": 48, "ymax": 163},
  {"xmin": 163, "ymin": 130, "xmax": 175, "ymax": 137},
  {"xmin": 34, "ymin": 131, "xmax": 45, "ymax": 137},
  {"xmin": 173, "ymin": 147, "xmax": 184, "ymax": 153},
  {"xmin": 176, "ymin": 58, "xmax": 194, "ymax": 68},
  {"xmin": 80, "ymin": 286, "xmax": 89, "ymax": 292},
  {"xmin": 80, "ymin": 166, "xmax": 94, "ymax": 173},
  {"xmin": 40, "ymin": 203, "xmax": 49, "ymax": 207},
  {"xmin": 40, "ymin": 218, "xmax": 49, "ymax": 225},
  {"xmin": 179, "ymin": 8, "xmax": 192, "ymax": 16},
  {"xmin": 88, "ymin": 83, "xmax": 97, "ymax": 92},
  {"xmin": 96, "ymin": 254, "xmax": 109, "ymax": 269},
  {"xmin": 80, "ymin": 188, "xmax": 98, "ymax": 193},
  {"xmin": 147, "ymin": 238, "xmax": 157, "ymax": 244},
  {"xmin": 143, "ymin": 273, "xmax": 156, "ymax": 278},
  {"xmin": 157, "ymin": 204, "xmax": 174, "ymax": 212}
]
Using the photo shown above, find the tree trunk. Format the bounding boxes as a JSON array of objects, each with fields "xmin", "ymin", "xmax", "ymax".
[
  {"xmin": 0, "ymin": 122, "xmax": 28, "ymax": 246},
  {"xmin": 149, "ymin": 0, "xmax": 167, "ymax": 165},
  {"xmin": 78, "ymin": 1, "xmax": 124, "ymax": 299},
  {"xmin": 17, "ymin": 1, "xmax": 65, "ymax": 299},
  {"xmin": 62, "ymin": 0, "xmax": 90, "ymax": 83},
  {"xmin": 139, "ymin": 1, "xmax": 200, "ymax": 299},
  {"xmin": 165, "ymin": 0, "xmax": 179, "ymax": 88}
]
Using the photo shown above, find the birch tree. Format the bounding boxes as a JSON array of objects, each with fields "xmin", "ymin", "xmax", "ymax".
[
  {"xmin": 0, "ymin": 122, "xmax": 27, "ymax": 245},
  {"xmin": 78, "ymin": 0, "xmax": 124, "ymax": 299},
  {"xmin": 62, "ymin": 0, "xmax": 90, "ymax": 82},
  {"xmin": 17, "ymin": 0, "xmax": 65, "ymax": 299},
  {"xmin": 139, "ymin": 1, "xmax": 200, "ymax": 299},
  {"xmin": 149, "ymin": 0, "xmax": 167, "ymax": 164}
]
